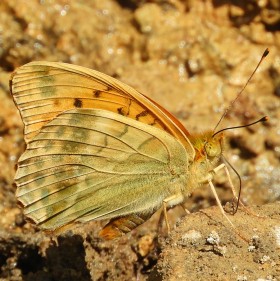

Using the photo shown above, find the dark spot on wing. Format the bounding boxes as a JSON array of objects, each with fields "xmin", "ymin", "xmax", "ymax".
[
  {"xmin": 93, "ymin": 90, "xmax": 101, "ymax": 98},
  {"xmin": 136, "ymin": 110, "xmax": 148, "ymax": 120},
  {"xmin": 74, "ymin": 98, "xmax": 83, "ymax": 108},
  {"xmin": 117, "ymin": 107, "xmax": 125, "ymax": 116},
  {"xmin": 53, "ymin": 99, "xmax": 60, "ymax": 106}
]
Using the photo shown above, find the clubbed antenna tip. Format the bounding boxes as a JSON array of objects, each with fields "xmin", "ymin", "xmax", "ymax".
[{"xmin": 263, "ymin": 48, "xmax": 269, "ymax": 58}]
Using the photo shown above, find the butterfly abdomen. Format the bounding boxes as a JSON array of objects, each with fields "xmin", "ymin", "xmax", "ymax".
[{"xmin": 99, "ymin": 213, "xmax": 151, "ymax": 240}]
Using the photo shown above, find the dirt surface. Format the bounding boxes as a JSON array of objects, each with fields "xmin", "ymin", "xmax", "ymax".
[
  {"xmin": 0, "ymin": 0, "xmax": 279, "ymax": 280},
  {"xmin": 158, "ymin": 203, "xmax": 280, "ymax": 281}
]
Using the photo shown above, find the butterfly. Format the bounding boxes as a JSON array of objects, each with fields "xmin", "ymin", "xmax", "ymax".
[{"xmin": 10, "ymin": 55, "xmax": 267, "ymax": 240}]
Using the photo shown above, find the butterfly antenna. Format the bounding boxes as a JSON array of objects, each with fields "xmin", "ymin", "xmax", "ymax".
[
  {"xmin": 213, "ymin": 48, "xmax": 269, "ymax": 134},
  {"xmin": 212, "ymin": 116, "xmax": 268, "ymax": 138},
  {"xmin": 215, "ymin": 116, "xmax": 268, "ymax": 215}
]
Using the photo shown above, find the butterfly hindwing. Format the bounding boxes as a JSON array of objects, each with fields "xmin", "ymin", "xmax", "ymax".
[{"xmin": 15, "ymin": 109, "xmax": 189, "ymax": 231}]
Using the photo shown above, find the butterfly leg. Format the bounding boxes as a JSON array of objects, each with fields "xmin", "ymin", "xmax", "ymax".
[
  {"xmin": 207, "ymin": 176, "xmax": 235, "ymax": 229},
  {"xmin": 162, "ymin": 193, "xmax": 184, "ymax": 233},
  {"xmin": 162, "ymin": 200, "xmax": 170, "ymax": 233},
  {"xmin": 180, "ymin": 204, "xmax": 191, "ymax": 215},
  {"xmin": 208, "ymin": 165, "xmax": 251, "ymax": 242},
  {"xmin": 221, "ymin": 164, "xmax": 264, "ymax": 218},
  {"xmin": 207, "ymin": 178, "xmax": 248, "ymax": 242},
  {"xmin": 211, "ymin": 163, "xmax": 242, "ymax": 206}
]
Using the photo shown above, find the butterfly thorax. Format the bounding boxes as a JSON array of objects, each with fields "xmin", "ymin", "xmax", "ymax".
[{"xmin": 186, "ymin": 131, "xmax": 224, "ymax": 193}]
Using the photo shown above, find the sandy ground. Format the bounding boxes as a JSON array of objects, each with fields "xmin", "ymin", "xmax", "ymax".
[{"xmin": 0, "ymin": 0, "xmax": 279, "ymax": 280}]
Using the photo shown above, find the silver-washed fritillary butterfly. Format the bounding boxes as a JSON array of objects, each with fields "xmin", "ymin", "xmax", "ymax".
[{"xmin": 10, "ymin": 51, "xmax": 268, "ymax": 240}]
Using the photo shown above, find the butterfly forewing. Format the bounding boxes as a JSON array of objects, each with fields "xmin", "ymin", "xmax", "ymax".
[
  {"xmin": 15, "ymin": 109, "xmax": 189, "ymax": 231},
  {"xmin": 11, "ymin": 62, "xmax": 194, "ymax": 157}
]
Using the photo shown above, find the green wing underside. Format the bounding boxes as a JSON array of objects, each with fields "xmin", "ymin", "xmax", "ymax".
[{"xmin": 15, "ymin": 109, "xmax": 189, "ymax": 230}]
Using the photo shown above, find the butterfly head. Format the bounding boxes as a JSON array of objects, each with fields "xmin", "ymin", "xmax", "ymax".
[
  {"xmin": 190, "ymin": 131, "xmax": 224, "ymax": 165},
  {"xmin": 204, "ymin": 132, "xmax": 224, "ymax": 159}
]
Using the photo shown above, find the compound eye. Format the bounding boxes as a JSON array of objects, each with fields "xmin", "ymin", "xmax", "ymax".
[{"xmin": 205, "ymin": 140, "xmax": 222, "ymax": 158}]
